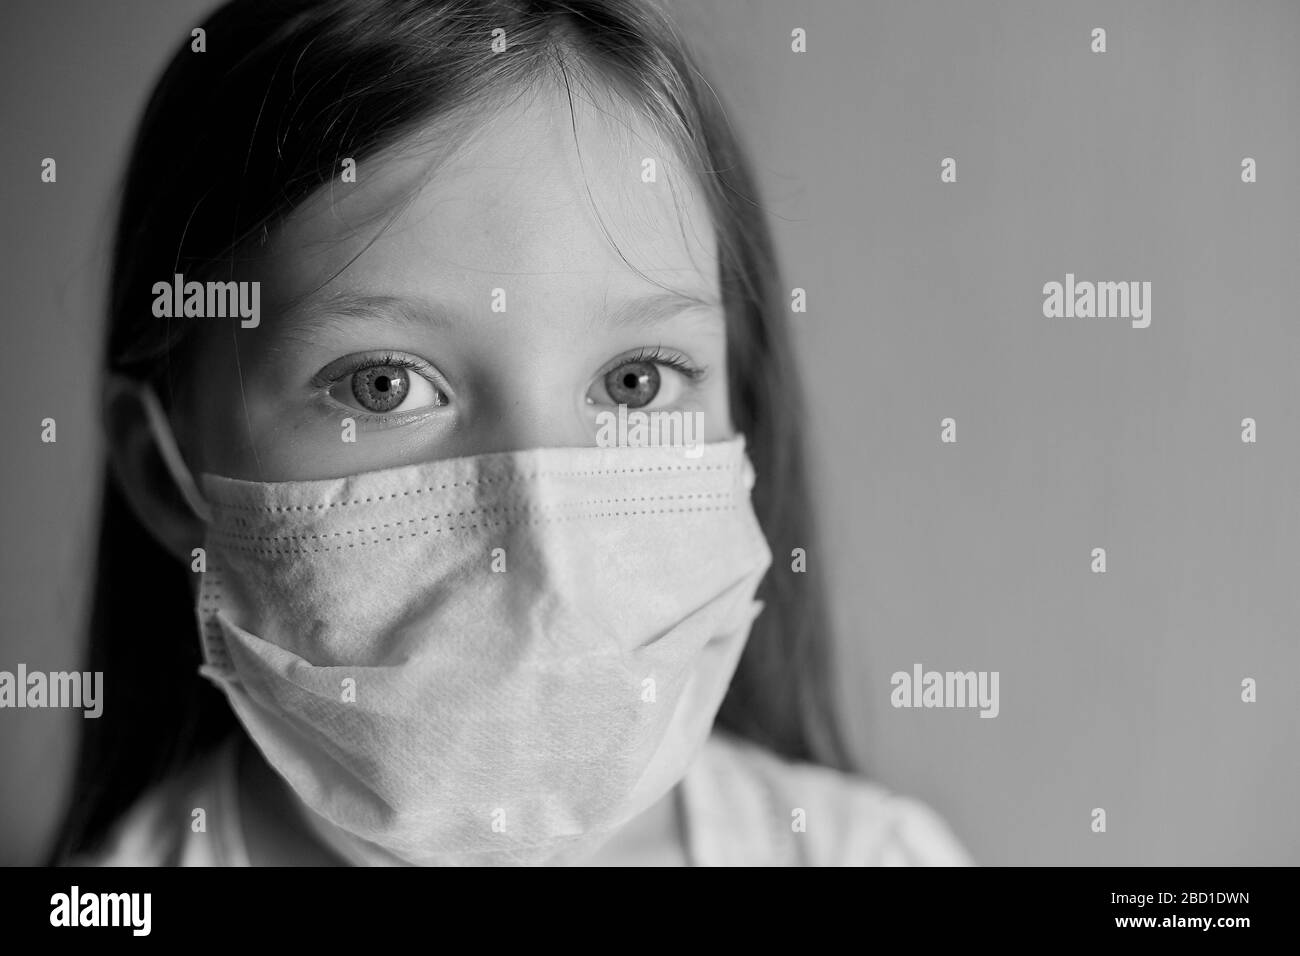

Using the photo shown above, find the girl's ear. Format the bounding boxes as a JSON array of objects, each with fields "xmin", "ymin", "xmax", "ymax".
[{"xmin": 103, "ymin": 375, "xmax": 208, "ymax": 564}]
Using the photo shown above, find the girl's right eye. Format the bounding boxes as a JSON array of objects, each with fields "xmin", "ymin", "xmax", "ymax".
[{"xmin": 316, "ymin": 353, "xmax": 449, "ymax": 415}]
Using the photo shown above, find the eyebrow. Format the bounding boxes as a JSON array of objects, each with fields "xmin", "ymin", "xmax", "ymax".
[
  {"xmin": 276, "ymin": 287, "xmax": 723, "ymax": 338},
  {"xmin": 603, "ymin": 289, "xmax": 723, "ymax": 330}
]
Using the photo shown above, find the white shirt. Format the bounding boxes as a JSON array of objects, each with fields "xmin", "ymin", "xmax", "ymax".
[{"xmin": 74, "ymin": 730, "xmax": 973, "ymax": 866}]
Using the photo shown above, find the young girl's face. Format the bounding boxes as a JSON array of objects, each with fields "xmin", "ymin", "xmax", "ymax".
[{"xmin": 175, "ymin": 82, "xmax": 731, "ymax": 481}]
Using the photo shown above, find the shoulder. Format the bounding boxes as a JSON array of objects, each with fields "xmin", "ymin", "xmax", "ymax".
[
  {"xmin": 682, "ymin": 729, "xmax": 973, "ymax": 866},
  {"xmin": 67, "ymin": 737, "xmax": 245, "ymax": 867}
]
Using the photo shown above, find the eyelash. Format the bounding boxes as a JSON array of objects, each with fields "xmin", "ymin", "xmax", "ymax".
[
  {"xmin": 312, "ymin": 351, "xmax": 435, "ymax": 391},
  {"xmin": 605, "ymin": 346, "xmax": 709, "ymax": 383}
]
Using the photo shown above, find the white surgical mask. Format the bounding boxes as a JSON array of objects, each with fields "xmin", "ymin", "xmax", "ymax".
[{"xmin": 136, "ymin": 384, "xmax": 772, "ymax": 866}]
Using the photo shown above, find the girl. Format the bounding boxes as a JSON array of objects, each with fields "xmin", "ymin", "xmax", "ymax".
[{"xmin": 51, "ymin": 0, "xmax": 971, "ymax": 866}]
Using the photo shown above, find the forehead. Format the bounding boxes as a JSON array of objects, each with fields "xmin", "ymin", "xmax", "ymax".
[{"xmin": 259, "ymin": 79, "xmax": 720, "ymax": 310}]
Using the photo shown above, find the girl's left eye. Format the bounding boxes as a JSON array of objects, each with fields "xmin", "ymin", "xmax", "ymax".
[
  {"xmin": 320, "ymin": 355, "xmax": 447, "ymax": 415},
  {"xmin": 588, "ymin": 349, "xmax": 706, "ymax": 410}
]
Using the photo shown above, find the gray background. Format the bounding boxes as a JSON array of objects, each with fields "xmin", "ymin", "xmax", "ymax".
[{"xmin": 2, "ymin": 0, "xmax": 1297, "ymax": 865}]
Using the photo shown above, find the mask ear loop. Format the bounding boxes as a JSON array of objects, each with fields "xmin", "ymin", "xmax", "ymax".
[{"xmin": 130, "ymin": 380, "xmax": 215, "ymax": 525}]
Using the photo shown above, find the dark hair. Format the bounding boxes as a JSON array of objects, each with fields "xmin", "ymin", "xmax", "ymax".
[{"xmin": 50, "ymin": 0, "xmax": 850, "ymax": 861}]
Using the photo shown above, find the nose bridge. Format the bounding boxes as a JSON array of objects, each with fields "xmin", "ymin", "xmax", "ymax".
[
  {"xmin": 495, "ymin": 395, "xmax": 586, "ymax": 453},
  {"xmin": 465, "ymin": 275, "xmax": 604, "ymax": 454},
  {"xmin": 475, "ymin": 345, "xmax": 591, "ymax": 454}
]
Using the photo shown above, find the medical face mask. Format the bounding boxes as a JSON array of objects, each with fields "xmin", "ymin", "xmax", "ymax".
[{"xmin": 136, "ymin": 385, "xmax": 773, "ymax": 866}]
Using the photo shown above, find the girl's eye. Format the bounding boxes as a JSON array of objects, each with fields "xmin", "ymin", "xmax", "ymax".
[
  {"xmin": 589, "ymin": 349, "xmax": 706, "ymax": 410},
  {"xmin": 321, "ymin": 355, "xmax": 447, "ymax": 415},
  {"xmin": 352, "ymin": 364, "xmax": 411, "ymax": 413},
  {"xmin": 605, "ymin": 360, "xmax": 660, "ymax": 408}
]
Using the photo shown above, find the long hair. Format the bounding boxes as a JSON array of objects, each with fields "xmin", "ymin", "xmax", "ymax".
[{"xmin": 50, "ymin": 0, "xmax": 851, "ymax": 861}]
